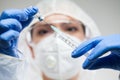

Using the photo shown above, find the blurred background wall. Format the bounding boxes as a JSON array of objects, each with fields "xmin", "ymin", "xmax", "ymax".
[{"xmin": 0, "ymin": 0, "xmax": 120, "ymax": 35}]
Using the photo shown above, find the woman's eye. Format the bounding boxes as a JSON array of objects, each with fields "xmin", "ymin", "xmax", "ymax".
[
  {"xmin": 66, "ymin": 27, "xmax": 78, "ymax": 32},
  {"xmin": 37, "ymin": 30, "xmax": 49, "ymax": 35}
]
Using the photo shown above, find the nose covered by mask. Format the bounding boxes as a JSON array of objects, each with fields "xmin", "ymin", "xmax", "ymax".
[{"xmin": 32, "ymin": 33, "xmax": 84, "ymax": 79}]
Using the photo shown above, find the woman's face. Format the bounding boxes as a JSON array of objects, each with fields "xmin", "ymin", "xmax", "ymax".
[
  {"xmin": 30, "ymin": 14, "xmax": 86, "ymax": 80},
  {"xmin": 31, "ymin": 14, "xmax": 85, "ymax": 44}
]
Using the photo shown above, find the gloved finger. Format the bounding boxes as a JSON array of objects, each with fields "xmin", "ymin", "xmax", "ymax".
[
  {"xmin": 0, "ymin": 19, "xmax": 22, "ymax": 34},
  {"xmin": 23, "ymin": 6, "xmax": 38, "ymax": 18},
  {"xmin": 0, "ymin": 29, "xmax": 19, "ymax": 49},
  {"xmin": 84, "ymin": 53, "xmax": 120, "ymax": 70},
  {"xmin": 83, "ymin": 40, "xmax": 111, "ymax": 69},
  {"xmin": 72, "ymin": 36, "xmax": 103, "ymax": 58},
  {"xmin": 0, "ymin": 6, "xmax": 38, "ymax": 21}
]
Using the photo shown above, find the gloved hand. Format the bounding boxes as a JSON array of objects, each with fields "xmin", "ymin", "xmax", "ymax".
[
  {"xmin": 72, "ymin": 34, "xmax": 120, "ymax": 70},
  {"xmin": 0, "ymin": 6, "xmax": 38, "ymax": 57}
]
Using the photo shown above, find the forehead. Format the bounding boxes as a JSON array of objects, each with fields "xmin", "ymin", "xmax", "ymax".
[
  {"xmin": 44, "ymin": 13, "xmax": 76, "ymax": 23},
  {"xmin": 32, "ymin": 13, "xmax": 82, "ymax": 27}
]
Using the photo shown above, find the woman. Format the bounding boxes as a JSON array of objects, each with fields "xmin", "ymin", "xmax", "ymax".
[{"xmin": 18, "ymin": 0, "xmax": 100, "ymax": 80}]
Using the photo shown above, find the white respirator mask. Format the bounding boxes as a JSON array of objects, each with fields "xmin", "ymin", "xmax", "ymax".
[{"xmin": 31, "ymin": 33, "xmax": 85, "ymax": 80}]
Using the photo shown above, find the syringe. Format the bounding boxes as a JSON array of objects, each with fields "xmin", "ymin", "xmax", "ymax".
[
  {"xmin": 35, "ymin": 13, "xmax": 89, "ymax": 57},
  {"xmin": 50, "ymin": 25, "xmax": 79, "ymax": 49},
  {"xmin": 50, "ymin": 26, "xmax": 89, "ymax": 57}
]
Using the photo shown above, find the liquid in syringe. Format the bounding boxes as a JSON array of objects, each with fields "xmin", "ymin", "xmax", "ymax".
[
  {"xmin": 50, "ymin": 25, "xmax": 89, "ymax": 57},
  {"xmin": 50, "ymin": 25, "xmax": 79, "ymax": 49}
]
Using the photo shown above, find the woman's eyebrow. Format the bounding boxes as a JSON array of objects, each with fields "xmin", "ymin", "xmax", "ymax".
[
  {"xmin": 60, "ymin": 22, "xmax": 71, "ymax": 25},
  {"xmin": 36, "ymin": 23, "xmax": 50, "ymax": 27}
]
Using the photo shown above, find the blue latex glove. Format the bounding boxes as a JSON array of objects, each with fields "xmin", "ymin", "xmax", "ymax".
[
  {"xmin": 0, "ymin": 6, "xmax": 38, "ymax": 57},
  {"xmin": 72, "ymin": 34, "xmax": 120, "ymax": 70}
]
